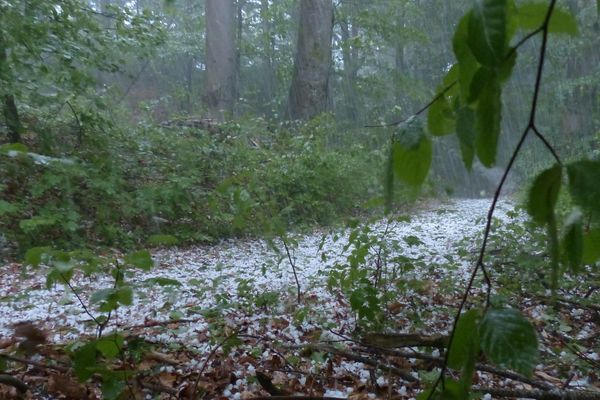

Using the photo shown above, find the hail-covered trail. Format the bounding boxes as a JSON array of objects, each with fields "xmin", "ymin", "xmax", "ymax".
[{"xmin": 0, "ymin": 198, "xmax": 547, "ymax": 398}]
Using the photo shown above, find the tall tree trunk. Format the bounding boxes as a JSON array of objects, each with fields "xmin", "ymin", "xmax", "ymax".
[
  {"xmin": 260, "ymin": 0, "xmax": 276, "ymax": 114},
  {"xmin": 203, "ymin": 0, "xmax": 236, "ymax": 121},
  {"xmin": 287, "ymin": 0, "xmax": 333, "ymax": 120},
  {"xmin": 339, "ymin": 1, "xmax": 359, "ymax": 123},
  {"xmin": 235, "ymin": 0, "xmax": 244, "ymax": 114},
  {"xmin": 0, "ymin": 32, "xmax": 22, "ymax": 144}
]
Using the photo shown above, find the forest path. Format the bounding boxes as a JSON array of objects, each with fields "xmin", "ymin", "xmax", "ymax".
[{"xmin": 0, "ymin": 198, "xmax": 511, "ymax": 342}]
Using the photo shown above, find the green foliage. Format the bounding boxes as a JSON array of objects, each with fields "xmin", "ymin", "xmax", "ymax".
[
  {"xmin": 516, "ymin": 3, "xmax": 578, "ymax": 35},
  {"xmin": 479, "ymin": 307, "xmax": 539, "ymax": 376},
  {"xmin": 448, "ymin": 309, "xmax": 481, "ymax": 394},
  {"xmin": 527, "ymin": 164, "xmax": 562, "ymax": 225}
]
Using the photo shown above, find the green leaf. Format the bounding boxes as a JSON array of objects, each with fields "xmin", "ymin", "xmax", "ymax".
[
  {"xmin": 498, "ymin": 49, "xmax": 517, "ymax": 83},
  {"xmin": 566, "ymin": 160, "xmax": 600, "ymax": 214},
  {"xmin": 116, "ymin": 286, "xmax": 133, "ymax": 306},
  {"xmin": 90, "ymin": 286, "xmax": 133, "ymax": 312},
  {"xmin": 516, "ymin": 3, "xmax": 578, "ymax": 35},
  {"xmin": 475, "ymin": 74, "xmax": 502, "ymax": 167},
  {"xmin": 448, "ymin": 309, "xmax": 481, "ymax": 370},
  {"xmin": 96, "ymin": 338, "xmax": 121, "ymax": 359},
  {"xmin": 453, "ymin": 14, "xmax": 481, "ymax": 102},
  {"xmin": 456, "ymin": 107, "xmax": 477, "ymax": 170},
  {"xmin": 101, "ymin": 376, "xmax": 125, "ymax": 400},
  {"xmin": 427, "ymin": 93, "xmax": 455, "ymax": 136},
  {"xmin": 24, "ymin": 247, "xmax": 52, "ymax": 267},
  {"xmin": 527, "ymin": 164, "xmax": 562, "ymax": 225},
  {"xmin": 561, "ymin": 210, "xmax": 583, "ymax": 273},
  {"xmin": 469, "ymin": 66, "xmax": 494, "ymax": 103},
  {"xmin": 73, "ymin": 342, "xmax": 98, "ymax": 381},
  {"xmin": 468, "ymin": 0, "xmax": 508, "ymax": 66},
  {"xmin": 583, "ymin": 229, "xmax": 600, "ymax": 265},
  {"xmin": 391, "ymin": 121, "xmax": 432, "ymax": 187},
  {"xmin": 480, "ymin": 308, "xmax": 538, "ymax": 376},
  {"xmin": 124, "ymin": 250, "xmax": 153, "ymax": 271}
]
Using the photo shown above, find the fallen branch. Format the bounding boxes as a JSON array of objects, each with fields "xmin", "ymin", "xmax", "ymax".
[
  {"xmin": 139, "ymin": 380, "xmax": 178, "ymax": 396},
  {"xmin": 297, "ymin": 344, "xmax": 417, "ymax": 383},
  {"xmin": 473, "ymin": 386, "xmax": 600, "ymax": 400},
  {"xmin": 362, "ymin": 333, "xmax": 447, "ymax": 349},
  {"xmin": 251, "ymin": 397, "xmax": 347, "ymax": 400},
  {"xmin": 0, "ymin": 374, "xmax": 28, "ymax": 394},
  {"xmin": 358, "ymin": 345, "xmax": 554, "ymax": 391},
  {"xmin": 0, "ymin": 353, "xmax": 69, "ymax": 373}
]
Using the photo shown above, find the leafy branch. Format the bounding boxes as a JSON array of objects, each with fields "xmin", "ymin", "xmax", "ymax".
[{"xmin": 430, "ymin": 0, "xmax": 561, "ymax": 397}]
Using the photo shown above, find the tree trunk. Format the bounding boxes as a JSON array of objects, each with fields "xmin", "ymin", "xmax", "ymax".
[
  {"xmin": 0, "ymin": 32, "xmax": 22, "ymax": 144},
  {"xmin": 287, "ymin": 0, "xmax": 333, "ymax": 120},
  {"xmin": 260, "ymin": 0, "xmax": 276, "ymax": 114},
  {"xmin": 203, "ymin": 0, "xmax": 236, "ymax": 121},
  {"xmin": 339, "ymin": 1, "xmax": 359, "ymax": 123}
]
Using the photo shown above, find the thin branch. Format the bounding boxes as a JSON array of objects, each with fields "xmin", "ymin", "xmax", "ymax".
[
  {"xmin": 532, "ymin": 125, "xmax": 562, "ymax": 165},
  {"xmin": 191, "ymin": 330, "xmax": 241, "ymax": 397},
  {"xmin": 365, "ymin": 81, "xmax": 457, "ymax": 128},
  {"xmin": 65, "ymin": 101, "xmax": 83, "ymax": 146},
  {"xmin": 59, "ymin": 273, "xmax": 104, "ymax": 334},
  {"xmin": 282, "ymin": 238, "xmax": 302, "ymax": 304},
  {"xmin": 429, "ymin": 0, "xmax": 560, "ymax": 396}
]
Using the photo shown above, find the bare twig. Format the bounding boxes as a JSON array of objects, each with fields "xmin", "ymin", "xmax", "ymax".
[
  {"xmin": 191, "ymin": 330, "xmax": 240, "ymax": 397},
  {"xmin": 282, "ymin": 238, "xmax": 302, "ymax": 304}
]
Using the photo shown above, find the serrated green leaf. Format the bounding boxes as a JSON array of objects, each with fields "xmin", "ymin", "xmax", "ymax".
[
  {"xmin": 469, "ymin": 67, "xmax": 494, "ymax": 103},
  {"xmin": 516, "ymin": 3, "xmax": 578, "ymax": 35},
  {"xmin": 527, "ymin": 164, "xmax": 562, "ymax": 225},
  {"xmin": 561, "ymin": 210, "xmax": 583, "ymax": 273},
  {"xmin": 391, "ymin": 134, "xmax": 432, "ymax": 187},
  {"xmin": 468, "ymin": 0, "xmax": 508, "ymax": 66},
  {"xmin": 475, "ymin": 74, "xmax": 502, "ymax": 166},
  {"xmin": 124, "ymin": 250, "xmax": 153, "ymax": 271},
  {"xmin": 480, "ymin": 308, "xmax": 538, "ymax": 376},
  {"xmin": 456, "ymin": 107, "xmax": 476, "ymax": 170},
  {"xmin": 566, "ymin": 160, "xmax": 600, "ymax": 215},
  {"xmin": 583, "ymin": 229, "xmax": 600, "ymax": 265}
]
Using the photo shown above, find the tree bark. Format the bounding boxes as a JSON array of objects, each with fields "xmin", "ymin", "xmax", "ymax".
[
  {"xmin": 260, "ymin": 0, "xmax": 276, "ymax": 114},
  {"xmin": 0, "ymin": 32, "xmax": 22, "ymax": 144},
  {"xmin": 287, "ymin": 0, "xmax": 333, "ymax": 120},
  {"xmin": 203, "ymin": 0, "xmax": 236, "ymax": 121},
  {"xmin": 339, "ymin": 1, "xmax": 359, "ymax": 122}
]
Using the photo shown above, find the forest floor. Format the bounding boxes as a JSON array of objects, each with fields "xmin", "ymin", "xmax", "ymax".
[{"xmin": 0, "ymin": 198, "xmax": 599, "ymax": 399}]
